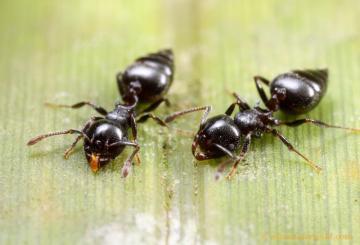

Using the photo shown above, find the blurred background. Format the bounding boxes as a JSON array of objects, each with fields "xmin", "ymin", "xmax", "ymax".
[{"xmin": 0, "ymin": 0, "xmax": 359, "ymax": 244}]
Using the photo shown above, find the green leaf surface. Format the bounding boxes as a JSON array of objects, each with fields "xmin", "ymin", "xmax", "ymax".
[{"xmin": 1, "ymin": 0, "xmax": 359, "ymax": 244}]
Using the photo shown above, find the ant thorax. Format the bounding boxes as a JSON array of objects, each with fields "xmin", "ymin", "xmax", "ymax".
[
  {"xmin": 234, "ymin": 108, "xmax": 274, "ymax": 136},
  {"xmin": 105, "ymin": 106, "xmax": 133, "ymax": 129}
]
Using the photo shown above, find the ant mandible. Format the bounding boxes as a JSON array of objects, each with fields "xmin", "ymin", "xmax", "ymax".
[
  {"xmin": 162, "ymin": 69, "xmax": 360, "ymax": 179},
  {"xmin": 27, "ymin": 49, "xmax": 174, "ymax": 177}
]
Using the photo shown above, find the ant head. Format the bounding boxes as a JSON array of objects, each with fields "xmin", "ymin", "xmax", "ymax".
[
  {"xmin": 83, "ymin": 120, "xmax": 127, "ymax": 172},
  {"xmin": 194, "ymin": 115, "xmax": 241, "ymax": 158}
]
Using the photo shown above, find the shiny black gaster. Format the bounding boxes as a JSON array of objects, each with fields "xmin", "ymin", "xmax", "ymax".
[
  {"xmin": 117, "ymin": 49, "xmax": 174, "ymax": 104},
  {"xmin": 254, "ymin": 69, "xmax": 328, "ymax": 114}
]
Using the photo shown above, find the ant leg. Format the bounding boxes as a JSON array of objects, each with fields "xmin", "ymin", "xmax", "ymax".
[
  {"xmin": 254, "ymin": 76, "xmax": 282, "ymax": 112},
  {"xmin": 136, "ymin": 113, "xmax": 169, "ymax": 127},
  {"xmin": 45, "ymin": 101, "xmax": 108, "ymax": 116},
  {"xmin": 129, "ymin": 113, "xmax": 141, "ymax": 164},
  {"xmin": 225, "ymin": 93, "xmax": 250, "ymax": 115},
  {"xmin": 119, "ymin": 142, "xmax": 140, "ymax": 178},
  {"xmin": 27, "ymin": 129, "xmax": 88, "ymax": 146},
  {"xmin": 139, "ymin": 98, "xmax": 171, "ymax": 114},
  {"xmin": 277, "ymin": 118, "xmax": 360, "ymax": 133},
  {"xmin": 116, "ymin": 72, "xmax": 123, "ymax": 93},
  {"xmin": 164, "ymin": 106, "xmax": 212, "ymax": 125},
  {"xmin": 138, "ymin": 106, "xmax": 211, "ymax": 135},
  {"xmin": 212, "ymin": 144, "xmax": 241, "ymax": 180},
  {"xmin": 106, "ymin": 140, "xmax": 140, "ymax": 178},
  {"xmin": 232, "ymin": 92, "xmax": 251, "ymax": 110},
  {"xmin": 269, "ymin": 128, "xmax": 322, "ymax": 173},
  {"xmin": 63, "ymin": 135, "xmax": 83, "ymax": 159},
  {"xmin": 226, "ymin": 133, "xmax": 252, "ymax": 179},
  {"xmin": 254, "ymin": 76, "xmax": 270, "ymax": 105},
  {"xmin": 225, "ymin": 103, "xmax": 236, "ymax": 116},
  {"xmin": 136, "ymin": 97, "xmax": 173, "ymax": 126},
  {"xmin": 193, "ymin": 152, "xmax": 214, "ymax": 161},
  {"xmin": 215, "ymin": 158, "xmax": 234, "ymax": 180},
  {"xmin": 129, "ymin": 113, "xmax": 138, "ymax": 140}
]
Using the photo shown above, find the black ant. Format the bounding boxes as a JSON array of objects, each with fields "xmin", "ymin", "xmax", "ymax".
[
  {"xmin": 162, "ymin": 69, "xmax": 360, "ymax": 179},
  {"xmin": 27, "ymin": 49, "xmax": 174, "ymax": 177}
]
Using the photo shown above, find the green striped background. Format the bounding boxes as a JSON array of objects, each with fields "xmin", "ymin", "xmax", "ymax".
[{"xmin": 0, "ymin": 0, "xmax": 359, "ymax": 244}]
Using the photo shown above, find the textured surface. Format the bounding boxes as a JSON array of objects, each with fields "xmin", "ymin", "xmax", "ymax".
[{"xmin": 1, "ymin": 0, "xmax": 360, "ymax": 244}]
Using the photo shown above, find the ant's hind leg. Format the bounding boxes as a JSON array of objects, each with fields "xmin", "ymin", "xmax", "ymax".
[
  {"xmin": 45, "ymin": 101, "xmax": 108, "ymax": 116},
  {"xmin": 269, "ymin": 128, "xmax": 322, "ymax": 173},
  {"xmin": 277, "ymin": 118, "xmax": 360, "ymax": 133}
]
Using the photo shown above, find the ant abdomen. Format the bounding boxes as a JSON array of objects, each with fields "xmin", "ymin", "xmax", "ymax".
[
  {"xmin": 117, "ymin": 49, "xmax": 175, "ymax": 103},
  {"xmin": 270, "ymin": 69, "xmax": 328, "ymax": 114}
]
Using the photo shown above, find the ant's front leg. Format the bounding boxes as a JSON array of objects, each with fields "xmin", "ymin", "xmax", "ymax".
[
  {"xmin": 105, "ymin": 139, "xmax": 140, "ymax": 178},
  {"xmin": 129, "ymin": 113, "xmax": 141, "ymax": 164},
  {"xmin": 226, "ymin": 133, "xmax": 252, "ymax": 179},
  {"xmin": 118, "ymin": 141, "xmax": 140, "ymax": 178},
  {"xmin": 212, "ymin": 144, "xmax": 244, "ymax": 180},
  {"xmin": 45, "ymin": 101, "xmax": 108, "ymax": 116}
]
